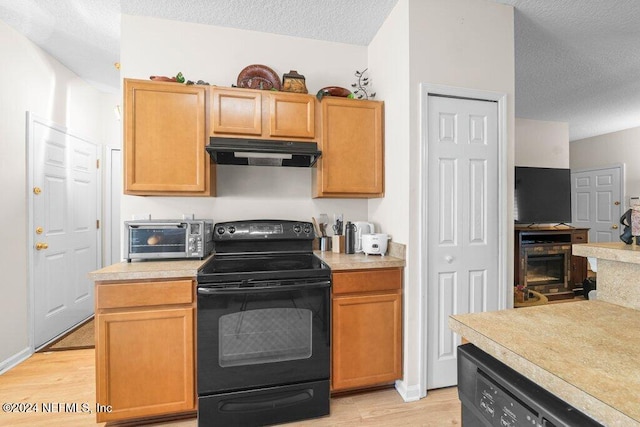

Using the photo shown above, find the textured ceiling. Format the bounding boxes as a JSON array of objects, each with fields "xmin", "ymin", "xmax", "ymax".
[
  {"xmin": 121, "ymin": 0, "xmax": 399, "ymax": 46},
  {"xmin": 497, "ymin": 0, "xmax": 640, "ymax": 140},
  {"xmin": 1, "ymin": 0, "xmax": 640, "ymax": 141}
]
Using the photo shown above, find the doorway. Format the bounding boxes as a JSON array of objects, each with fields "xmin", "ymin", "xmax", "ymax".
[
  {"xmin": 571, "ymin": 165, "xmax": 623, "ymax": 243},
  {"xmin": 28, "ymin": 113, "xmax": 101, "ymax": 349},
  {"xmin": 420, "ymin": 85, "xmax": 508, "ymax": 392}
]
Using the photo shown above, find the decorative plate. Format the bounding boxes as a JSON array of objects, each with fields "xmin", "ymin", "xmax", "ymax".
[
  {"xmin": 316, "ymin": 86, "xmax": 353, "ymax": 100},
  {"xmin": 237, "ymin": 64, "xmax": 282, "ymax": 90},
  {"xmin": 150, "ymin": 76, "xmax": 177, "ymax": 82}
]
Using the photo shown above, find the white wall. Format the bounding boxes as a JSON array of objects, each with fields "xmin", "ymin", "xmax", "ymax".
[
  {"xmin": 0, "ymin": 20, "xmax": 116, "ymax": 369},
  {"xmin": 368, "ymin": 1, "xmax": 411, "ymax": 244},
  {"xmin": 120, "ymin": 15, "xmax": 370, "ymax": 225},
  {"xmin": 367, "ymin": 0, "xmax": 414, "ymax": 396},
  {"xmin": 515, "ymin": 118, "xmax": 569, "ymax": 168},
  {"xmin": 369, "ymin": 0, "xmax": 515, "ymax": 398},
  {"xmin": 571, "ymin": 126, "xmax": 640, "ymax": 206}
]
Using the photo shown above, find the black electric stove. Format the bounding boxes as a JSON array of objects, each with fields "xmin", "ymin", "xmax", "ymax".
[
  {"xmin": 198, "ymin": 253, "xmax": 330, "ymax": 283},
  {"xmin": 196, "ymin": 220, "xmax": 331, "ymax": 427}
]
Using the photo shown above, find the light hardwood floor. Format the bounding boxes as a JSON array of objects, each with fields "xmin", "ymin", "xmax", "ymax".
[{"xmin": 0, "ymin": 349, "xmax": 461, "ymax": 426}]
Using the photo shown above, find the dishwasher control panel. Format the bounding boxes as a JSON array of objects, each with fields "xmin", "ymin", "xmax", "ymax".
[
  {"xmin": 457, "ymin": 343, "xmax": 604, "ymax": 427},
  {"xmin": 477, "ymin": 370, "xmax": 538, "ymax": 427}
]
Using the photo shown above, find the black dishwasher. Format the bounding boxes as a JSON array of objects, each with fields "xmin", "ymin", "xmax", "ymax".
[{"xmin": 457, "ymin": 344, "xmax": 604, "ymax": 427}]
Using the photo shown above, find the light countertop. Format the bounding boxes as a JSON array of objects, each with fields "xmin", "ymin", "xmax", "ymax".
[
  {"xmin": 314, "ymin": 251, "xmax": 404, "ymax": 270},
  {"xmin": 449, "ymin": 300, "xmax": 640, "ymax": 426},
  {"xmin": 88, "ymin": 257, "xmax": 211, "ymax": 282},
  {"xmin": 573, "ymin": 241, "xmax": 640, "ymax": 264},
  {"xmin": 89, "ymin": 246, "xmax": 405, "ymax": 282}
]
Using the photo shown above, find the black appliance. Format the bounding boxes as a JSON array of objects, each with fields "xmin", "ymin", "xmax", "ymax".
[
  {"xmin": 196, "ymin": 220, "xmax": 331, "ymax": 426},
  {"xmin": 514, "ymin": 166, "xmax": 572, "ymax": 224},
  {"xmin": 458, "ymin": 343, "xmax": 603, "ymax": 427},
  {"xmin": 207, "ymin": 137, "xmax": 322, "ymax": 167}
]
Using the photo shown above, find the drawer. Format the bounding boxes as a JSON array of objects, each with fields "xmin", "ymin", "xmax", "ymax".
[
  {"xmin": 333, "ymin": 269, "xmax": 402, "ymax": 295},
  {"xmin": 97, "ymin": 279, "xmax": 194, "ymax": 309},
  {"xmin": 572, "ymin": 230, "xmax": 588, "ymax": 243}
]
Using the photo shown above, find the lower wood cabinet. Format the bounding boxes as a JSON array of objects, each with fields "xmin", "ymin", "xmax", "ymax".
[
  {"xmin": 331, "ymin": 268, "xmax": 402, "ymax": 392},
  {"xmin": 95, "ymin": 279, "xmax": 195, "ymax": 423}
]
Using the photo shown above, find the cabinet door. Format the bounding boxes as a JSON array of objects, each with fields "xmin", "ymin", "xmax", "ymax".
[
  {"xmin": 268, "ymin": 92, "xmax": 315, "ymax": 138},
  {"xmin": 124, "ymin": 79, "xmax": 212, "ymax": 195},
  {"xmin": 96, "ymin": 307, "xmax": 195, "ymax": 422},
  {"xmin": 571, "ymin": 229, "xmax": 589, "ymax": 288},
  {"xmin": 211, "ymin": 88, "xmax": 262, "ymax": 135},
  {"xmin": 332, "ymin": 291, "xmax": 402, "ymax": 391},
  {"xmin": 316, "ymin": 98, "xmax": 383, "ymax": 198}
]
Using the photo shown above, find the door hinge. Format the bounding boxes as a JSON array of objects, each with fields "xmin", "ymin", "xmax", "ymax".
[
  {"xmin": 96, "ymin": 159, "xmax": 100, "ymax": 169},
  {"xmin": 96, "ymin": 220, "xmax": 100, "ymax": 229}
]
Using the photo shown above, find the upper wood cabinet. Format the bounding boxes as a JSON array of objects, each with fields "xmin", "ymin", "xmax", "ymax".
[
  {"xmin": 211, "ymin": 87, "xmax": 315, "ymax": 140},
  {"xmin": 123, "ymin": 79, "xmax": 215, "ymax": 196},
  {"xmin": 268, "ymin": 92, "xmax": 315, "ymax": 138},
  {"xmin": 211, "ymin": 88, "xmax": 262, "ymax": 135},
  {"xmin": 314, "ymin": 97, "xmax": 384, "ymax": 198}
]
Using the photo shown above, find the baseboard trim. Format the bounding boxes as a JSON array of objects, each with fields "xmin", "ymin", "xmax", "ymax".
[
  {"xmin": 394, "ymin": 380, "xmax": 422, "ymax": 402},
  {"xmin": 0, "ymin": 347, "xmax": 32, "ymax": 374}
]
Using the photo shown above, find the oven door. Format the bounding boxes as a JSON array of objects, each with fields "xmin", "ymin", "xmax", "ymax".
[
  {"xmin": 126, "ymin": 223, "xmax": 189, "ymax": 260},
  {"xmin": 197, "ymin": 279, "xmax": 331, "ymax": 395}
]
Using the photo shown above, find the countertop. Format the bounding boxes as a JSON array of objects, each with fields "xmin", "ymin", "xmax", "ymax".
[
  {"xmin": 89, "ymin": 248, "xmax": 405, "ymax": 282},
  {"xmin": 573, "ymin": 241, "xmax": 640, "ymax": 264},
  {"xmin": 88, "ymin": 256, "xmax": 211, "ymax": 282},
  {"xmin": 449, "ymin": 300, "xmax": 640, "ymax": 426},
  {"xmin": 314, "ymin": 251, "xmax": 405, "ymax": 271}
]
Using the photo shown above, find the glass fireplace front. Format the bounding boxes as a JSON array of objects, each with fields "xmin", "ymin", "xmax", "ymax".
[{"xmin": 522, "ymin": 244, "xmax": 571, "ymax": 295}]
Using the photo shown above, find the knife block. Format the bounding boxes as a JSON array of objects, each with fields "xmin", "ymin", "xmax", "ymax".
[{"xmin": 332, "ymin": 235, "xmax": 345, "ymax": 253}]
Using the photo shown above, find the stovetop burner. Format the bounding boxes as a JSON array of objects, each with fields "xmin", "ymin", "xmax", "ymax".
[
  {"xmin": 197, "ymin": 220, "xmax": 331, "ymax": 284},
  {"xmin": 198, "ymin": 252, "xmax": 330, "ymax": 283}
]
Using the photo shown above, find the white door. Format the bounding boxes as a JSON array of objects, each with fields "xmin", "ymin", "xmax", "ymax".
[
  {"xmin": 427, "ymin": 95, "xmax": 500, "ymax": 389},
  {"xmin": 31, "ymin": 116, "xmax": 99, "ymax": 348},
  {"xmin": 571, "ymin": 166, "xmax": 622, "ymax": 243}
]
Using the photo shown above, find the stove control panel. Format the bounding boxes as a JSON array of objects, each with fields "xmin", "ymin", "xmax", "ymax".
[{"xmin": 214, "ymin": 220, "xmax": 315, "ymax": 240}]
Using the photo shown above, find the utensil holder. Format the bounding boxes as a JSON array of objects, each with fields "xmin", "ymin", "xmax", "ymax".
[
  {"xmin": 332, "ymin": 235, "xmax": 345, "ymax": 253},
  {"xmin": 318, "ymin": 237, "xmax": 332, "ymax": 252}
]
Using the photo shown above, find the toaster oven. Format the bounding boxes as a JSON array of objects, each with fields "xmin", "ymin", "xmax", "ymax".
[{"xmin": 124, "ymin": 219, "xmax": 213, "ymax": 262}]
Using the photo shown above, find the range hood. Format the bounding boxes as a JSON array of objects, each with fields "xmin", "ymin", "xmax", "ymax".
[{"xmin": 206, "ymin": 137, "xmax": 321, "ymax": 167}]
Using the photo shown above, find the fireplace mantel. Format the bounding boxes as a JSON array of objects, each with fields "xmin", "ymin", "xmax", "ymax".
[{"xmin": 573, "ymin": 242, "xmax": 640, "ymax": 310}]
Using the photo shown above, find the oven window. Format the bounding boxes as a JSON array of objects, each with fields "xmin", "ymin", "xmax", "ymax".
[
  {"xmin": 129, "ymin": 228, "xmax": 186, "ymax": 253},
  {"xmin": 219, "ymin": 308, "xmax": 312, "ymax": 367}
]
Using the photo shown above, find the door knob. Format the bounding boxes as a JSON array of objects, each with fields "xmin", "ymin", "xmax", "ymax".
[
  {"xmin": 445, "ymin": 255, "xmax": 454, "ymax": 263},
  {"xmin": 35, "ymin": 242, "xmax": 49, "ymax": 250},
  {"xmin": 612, "ymin": 224, "xmax": 619, "ymax": 230}
]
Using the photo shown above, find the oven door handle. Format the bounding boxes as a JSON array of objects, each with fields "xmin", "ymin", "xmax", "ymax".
[{"xmin": 197, "ymin": 280, "xmax": 331, "ymax": 295}]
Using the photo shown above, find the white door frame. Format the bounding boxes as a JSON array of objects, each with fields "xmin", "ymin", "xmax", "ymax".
[
  {"xmin": 104, "ymin": 146, "xmax": 122, "ymax": 266},
  {"xmin": 26, "ymin": 112, "xmax": 102, "ymax": 352},
  {"xmin": 418, "ymin": 84, "xmax": 509, "ymax": 397}
]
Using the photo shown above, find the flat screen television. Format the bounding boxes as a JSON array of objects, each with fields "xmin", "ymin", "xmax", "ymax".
[{"xmin": 514, "ymin": 166, "xmax": 572, "ymax": 224}]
